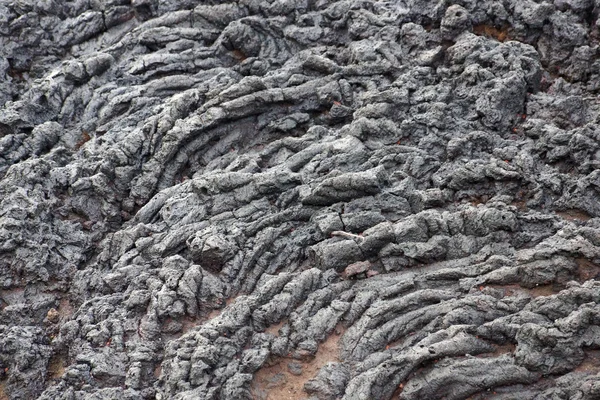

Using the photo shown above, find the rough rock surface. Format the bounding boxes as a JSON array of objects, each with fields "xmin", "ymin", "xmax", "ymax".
[{"xmin": 1, "ymin": 1, "xmax": 600, "ymax": 399}]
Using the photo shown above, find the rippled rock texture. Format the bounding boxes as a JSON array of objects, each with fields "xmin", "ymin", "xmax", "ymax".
[{"xmin": 1, "ymin": 1, "xmax": 600, "ymax": 399}]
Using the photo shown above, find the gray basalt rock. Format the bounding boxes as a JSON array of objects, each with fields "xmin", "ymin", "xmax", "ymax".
[{"xmin": 1, "ymin": 0, "xmax": 600, "ymax": 399}]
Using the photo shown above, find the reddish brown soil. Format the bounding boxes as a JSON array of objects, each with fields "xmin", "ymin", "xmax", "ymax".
[
  {"xmin": 231, "ymin": 49, "xmax": 247, "ymax": 61},
  {"xmin": 75, "ymin": 131, "xmax": 91, "ymax": 149},
  {"xmin": 250, "ymin": 324, "xmax": 346, "ymax": 400},
  {"xmin": 47, "ymin": 354, "xmax": 67, "ymax": 380},
  {"xmin": 556, "ymin": 209, "xmax": 592, "ymax": 222},
  {"xmin": 0, "ymin": 381, "xmax": 7, "ymax": 400},
  {"xmin": 473, "ymin": 24, "xmax": 512, "ymax": 42},
  {"xmin": 575, "ymin": 350, "xmax": 600, "ymax": 373},
  {"xmin": 58, "ymin": 298, "xmax": 74, "ymax": 321},
  {"xmin": 479, "ymin": 343, "xmax": 516, "ymax": 358},
  {"xmin": 180, "ymin": 315, "xmax": 203, "ymax": 334},
  {"xmin": 390, "ymin": 381, "xmax": 405, "ymax": 399},
  {"xmin": 527, "ymin": 284, "xmax": 561, "ymax": 297},
  {"xmin": 264, "ymin": 320, "xmax": 287, "ymax": 336},
  {"xmin": 576, "ymin": 258, "xmax": 600, "ymax": 282},
  {"xmin": 206, "ymin": 297, "xmax": 236, "ymax": 320}
]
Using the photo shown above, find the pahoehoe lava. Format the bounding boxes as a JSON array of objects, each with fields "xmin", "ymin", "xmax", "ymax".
[{"xmin": 1, "ymin": 0, "xmax": 600, "ymax": 399}]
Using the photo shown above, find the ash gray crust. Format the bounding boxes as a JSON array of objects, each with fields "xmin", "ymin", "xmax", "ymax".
[{"xmin": 1, "ymin": 0, "xmax": 600, "ymax": 399}]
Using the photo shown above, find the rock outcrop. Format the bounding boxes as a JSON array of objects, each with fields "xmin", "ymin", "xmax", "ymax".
[{"xmin": 1, "ymin": 0, "xmax": 600, "ymax": 399}]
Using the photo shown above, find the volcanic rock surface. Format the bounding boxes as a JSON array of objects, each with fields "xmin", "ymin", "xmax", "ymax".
[{"xmin": 1, "ymin": 0, "xmax": 600, "ymax": 399}]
